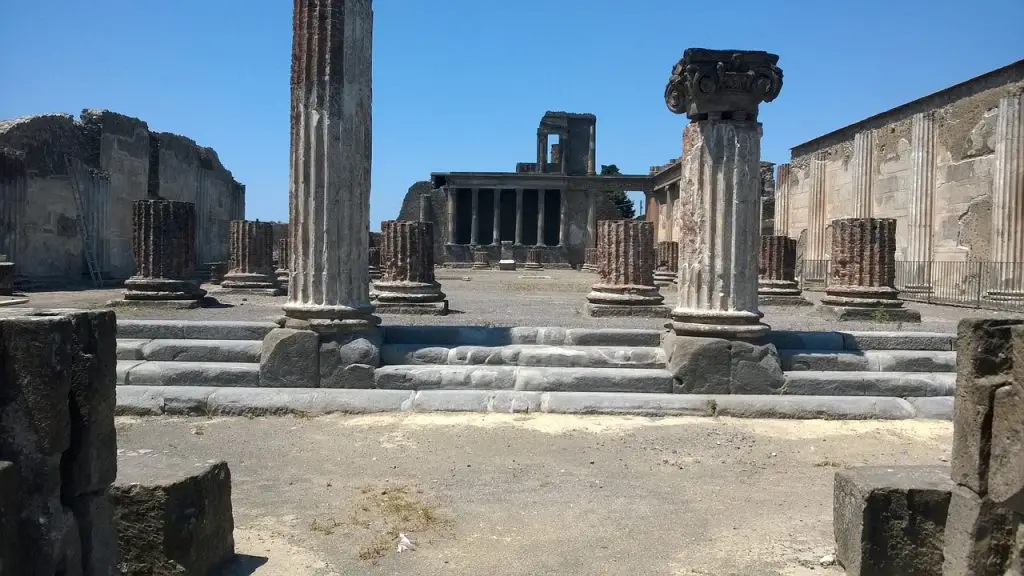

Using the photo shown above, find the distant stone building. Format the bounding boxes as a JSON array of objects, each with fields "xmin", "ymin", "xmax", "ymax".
[
  {"xmin": 420, "ymin": 111, "xmax": 651, "ymax": 267},
  {"xmin": 0, "ymin": 109, "xmax": 245, "ymax": 288}
]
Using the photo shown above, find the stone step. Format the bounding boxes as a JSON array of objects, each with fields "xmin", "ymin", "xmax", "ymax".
[
  {"xmin": 767, "ymin": 330, "xmax": 955, "ymax": 351},
  {"xmin": 374, "ymin": 365, "xmax": 675, "ymax": 394},
  {"xmin": 117, "ymin": 339, "xmax": 262, "ymax": 363},
  {"xmin": 381, "ymin": 344, "xmax": 667, "ymax": 370},
  {"xmin": 118, "ymin": 360, "xmax": 261, "ymax": 388},
  {"xmin": 780, "ymin": 349, "xmax": 956, "ymax": 373},
  {"xmin": 780, "ymin": 371, "xmax": 955, "ymax": 397},
  {"xmin": 381, "ymin": 326, "xmax": 661, "ymax": 348},
  {"xmin": 117, "ymin": 320, "xmax": 277, "ymax": 341}
]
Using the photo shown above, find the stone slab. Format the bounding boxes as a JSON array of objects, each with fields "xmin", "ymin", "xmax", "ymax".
[
  {"xmin": 941, "ymin": 484, "xmax": 1018, "ymax": 576},
  {"xmin": 713, "ymin": 395, "xmax": 917, "ymax": 419},
  {"xmin": 116, "ymin": 320, "xmax": 277, "ymax": 341},
  {"xmin": 989, "ymin": 383, "xmax": 1024, "ymax": 512},
  {"xmin": 207, "ymin": 388, "xmax": 415, "ymax": 416},
  {"xmin": 113, "ymin": 457, "xmax": 234, "ymax": 576},
  {"xmin": 563, "ymin": 328, "xmax": 661, "ymax": 347},
  {"xmin": 841, "ymin": 331, "xmax": 955, "ymax": 351},
  {"xmin": 116, "ymin": 360, "xmax": 145, "ymax": 385},
  {"xmin": 780, "ymin": 371, "xmax": 955, "ymax": 397},
  {"xmin": 70, "ymin": 489, "xmax": 118, "ymax": 576},
  {"xmin": 412, "ymin": 390, "xmax": 543, "ymax": 413},
  {"xmin": 585, "ymin": 303, "xmax": 670, "ymax": 318},
  {"xmin": 382, "ymin": 325, "xmax": 509, "ymax": 347},
  {"xmin": 319, "ymin": 331, "xmax": 381, "ymax": 389},
  {"xmin": 907, "ymin": 397, "xmax": 955, "ymax": 420},
  {"xmin": 514, "ymin": 367, "xmax": 674, "ymax": 393},
  {"xmin": 375, "ymin": 365, "xmax": 517, "ymax": 391},
  {"xmin": 540, "ymin": 392, "xmax": 714, "ymax": 416},
  {"xmin": 664, "ymin": 334, "xmax": 785, "ymax": 395},
  {"xmin": 139, "ymin": 339, "xmax": 261, "ymax": 363},
  {"xmin": 373, "ymin": 300, "xmax": 449, "ymax": 315},
  {"xmin": 116, "ymin": 339, "xmax": 150, "ymax": 360},
  {"xmin": 780, "ymin": 350, "xmax": 956, "ymax": 373},
  {"xmin": 833, "ymin": 466, "xmax": 952, "ymax": 576},
  {"xmin": 259, "ymin": 329, "xmax": 319, "ymax": 389},
  {"xmin": 818, "ymin": 304, "xmax": 923, "ymax": 323},
  {"xmin": 766, "ymin": 331, "xmax": 845, "ymax": 351},
  {"xmin": 758, "ymin": 294, "xmax": 813, "ymax": 306},
  {"xmin": 120, "ymin": 361, "xmax": 259, "ymax": 388},
  {"xmin": 106, "ymin": 298, "xmax": 203, "ymax": 310},
  {"xmin": 214, "ymin": 286, "xmax": 282, "ymax": 296}
]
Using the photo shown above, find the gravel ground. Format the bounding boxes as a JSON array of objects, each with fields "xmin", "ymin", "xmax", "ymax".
[
  {"xmin": 116, "ymin": 413, "xmax": 952, "ymax": 576},
  {"xmin": 11, "ymin": 269, "xmax": 1024, "ymax": 332}
]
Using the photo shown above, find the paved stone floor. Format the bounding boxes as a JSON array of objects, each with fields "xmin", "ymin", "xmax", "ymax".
[
  {"xmin": 116, "ymin": 413, "xmax": 952, "ymax": 575},
  {"xmin": 11, "ymin": 269, "xmax": 1024, "ymax": 332}
]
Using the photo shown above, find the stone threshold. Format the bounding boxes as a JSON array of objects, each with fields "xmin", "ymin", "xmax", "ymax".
[{"xmin": 116, "ymin": 386, "xmax": 953, "ymax": 421}]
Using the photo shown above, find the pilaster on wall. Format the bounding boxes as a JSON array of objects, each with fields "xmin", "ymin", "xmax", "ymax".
[
  {"xmin": 775, "ymin": 163, "xmax": 791, "ymax": 237},
  {"xmin": 851, "ymin": 130, "xmax": 873, "ymax": 218}
]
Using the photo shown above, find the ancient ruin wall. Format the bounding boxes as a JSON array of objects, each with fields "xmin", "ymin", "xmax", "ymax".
[{"xmin": 786, "ymin": 60, "xmax": 1024, "ymax": 262}]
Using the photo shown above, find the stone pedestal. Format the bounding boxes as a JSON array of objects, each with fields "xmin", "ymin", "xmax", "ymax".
[
  {"xmin": 471, "ymin": 249, "xmax": 490, "ymax": 270},
  {"xmin": 654, "ymin": 241, "xmax": 678, "ymax": 286},
  {"xmin": 220, "ymin": 220, "xmax": 282, "ymax": 296},
  {"xmin": 664, "ymin": 48, "xmax": 783, "ymax": 339},
  {"xmin": 368, "ymin": 247, "xmax": 381, "ymax": 280},
  {"xmin": 524, "ymin": 248, "xmax": 544, "ymax": 270},
  {"xmin": 582, "ymin": 247, "xmax": 598, "ymax": 273},
  {"xmin": 758, "ymin": 235, "xmax": 810, "ymax": 306},
  {"xmin": 987, "ymin": 92, "xmax": 1024, "ymax": 303},
  {"xmin": 116, "ymin": 199, "xmax": 206, "ymax": 308},
  {"xmin": 586, "ymin": 220, "xmax": 667, "ymax": 318},
  {"xmin": 0, "ymin": 261, "xmax": 13, "ymax": 295},
  {"xmin": 371, "ymin": 220, "xmax": 448, "ymax": 315},
  {"xmin": 208, "ymin": 261, "xmax": 227, "ymax": 285},
  {"xmin": 819, "ymin": 218, "xmax": 920, "ymax": 322},
  {"xmin": 275, "ymin": 237, "xmax": 290, "ymax": 294}
]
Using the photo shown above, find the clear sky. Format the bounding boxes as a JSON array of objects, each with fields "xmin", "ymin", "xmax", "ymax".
[{"xmin": 2, "ymin": 0, "xmax": 1023, "ymax": 228}]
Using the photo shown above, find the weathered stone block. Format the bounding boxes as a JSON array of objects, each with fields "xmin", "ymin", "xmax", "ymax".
[
  {"xmin": 989, "ymin": 384, "xmax": 1024, "ymax": 514},
  {"xmin": 113, "ymin": 458, "xmax": 234, "ymax": 576},
  {"xmin": 320, "ymin": 331, "xmax": 381, "ymax": 389},
  {"xmin": 833, "ymin": 466, "xmax": 952, "ymax": 576},
  {"xmin": 941, "ymin": 484, "xmax": 1017, "ymax": 576},
  {"xmin": 0, "ymin": 461, "xmax": 21, "ymax": 576},
  {"xmin": 664, "ymin": 333, "xmax": 784, "ymax": 394},
  {"xmin": 259, "ymin": 328, "xmax": 319, "ymax": 388}
]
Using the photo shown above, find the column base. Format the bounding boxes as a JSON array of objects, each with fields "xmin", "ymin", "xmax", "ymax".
[
  {"xmin": 901, "ymin": 284, "xmax": 933, "ymax": 296},
  {"xmin": 122, "ymin": 277, "xmax": 207, "ymax": 303},
  {"xmin": 818, "ymin": 304, "xmax": 922, "ymax": 322},
  {"xmin": 758, "ymin": 280, "xmax": 812, "ymax": 306},
  {"xmin": 985, "ymin": 290, "xmax": 1024, "ymax": 303},
  {"xmin": 107, "ymin": 298, "xmax": 205, "ymax": 310},
  {"xmin": 371, "ymin": 281, "xmax": 447, "ymax": 303},
  {"xmin": 670, "ymin": 308, "xmax": 770, "ymax": 339},
  {"xmin": 524, "ymin": 262, "xmax": 544, "ymax": 271},
  {"xmin": 220, "ymin": 272, "xmax": 282, "ymax": 296},
  {"xmin": 654, "ymin": 270, "xmax": 677, "ymax": 286},
  {"xmin": 276, "ymin": 269, "xmax": 289, "ymax": 294},
  {"xmin": 368, "ymin": 266, "xmax": 381, "ymax": 281},
  {"xmin": 373, "ymin": 300, "xmax": 449, "ymax": 316},
  {"xmin": 587, "ymin": 284, "xmax": 665, "ymax": 306},
  {"xmin": 586, "ymin": 303, "xmax": 670, "ymax": 318},
  {"xmin": 819, "ymin": 287, "xmax": 921, "ymax": 322},
  {"xmin": 281, "ymin": 303, "xmax": 381, "ymax": 334},
  {"xmin": 582, "ymin": 264, "xmax": 598, "ymax": 273}
]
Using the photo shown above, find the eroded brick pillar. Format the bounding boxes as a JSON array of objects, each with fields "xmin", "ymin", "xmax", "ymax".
[
  {"xmin": 371, "ymin": 220, "xmax": 448, "ymax": 314},
  {"xmin": 122, "ymin": 199, "xmax": 205, "ymax": 306},
  {"xmin": 819, "ymin": 218, "xmax": 920, "ymax": 321},
  {"xmin": 758, "ymin": 235, "xmax": 810, "ymax": 306},
  {"xmin": 276, "ymin": 237, "xmax": 290, "ymax": 293},
  {"xmin": 525, "ymin": 248, "xmax": 544, "ymax": 270},
  {"xmin": 221, "ymin": 220, "xmax": 281, "ymax": 295},
  {"xmin": 654, "ymin": 240, "xmax": 678, "ymax": 286},
  {"xmin": 586, "ymin": 220, "xmax": 665, "ymax": 317}
]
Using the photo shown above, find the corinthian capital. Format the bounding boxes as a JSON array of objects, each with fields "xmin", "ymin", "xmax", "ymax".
[{"xmin": 665, "ymin": 48, "xmax": 783, "ymax": 121}]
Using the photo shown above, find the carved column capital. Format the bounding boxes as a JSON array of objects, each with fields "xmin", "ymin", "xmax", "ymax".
[{"xmin": 664, "ymin": 48, "xmax": 783, "ymax": 121}]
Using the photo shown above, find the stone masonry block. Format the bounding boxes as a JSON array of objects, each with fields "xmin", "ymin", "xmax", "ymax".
[
  {"xmin": 989, "ymin": 383, "xmax": 1024, "ymax": 514},
  {"xmin": 320, "ymin": 330, "xmax": 382, "ymax": 389},
  {"xmin": 833, "ymin": 466, "xmax": 952, "ymax": 576},
  {"xmin": 942, "ymin": 483, "xmax": 1018, "ymax": 576},
  {"xmin": 113, "ymin": 457, "xmax": 234, "ymax": 576},
  {"xmin": 664, "ymin": 333, "xmax": 783, "ymax": 394},
  {"xmin": 260, "ymin": 328, "xmax": 319, "ymax": 388}
]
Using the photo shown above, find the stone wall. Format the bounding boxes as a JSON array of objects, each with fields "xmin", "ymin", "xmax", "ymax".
[
  {"xmin": 0, "ymin": 109, "xmax": 245, "ymax": 288},
  {"xmin": 785, "ymin": 59, "xmax": 1024, "ymax": 263}
]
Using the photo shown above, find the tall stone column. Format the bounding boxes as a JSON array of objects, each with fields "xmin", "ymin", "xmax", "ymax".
[
  {"xmin": 558, "ymin": 190, "xmax": 568, "ymax": 246},
  {"xmin": 757, "ymin": 236, "xmax": 810, "ymax": 306},
  {"xmin": 470, "ymin": 188, "xmax": 480, "ymax": 245},
  {"xmin": 851, "ymin": 130, "xmax": 874, "ymax": 218},
  {"xmin": 905, "ymin": 112, "xmax": 935, "ymax": 293},
  {"xmin": 537, "ymin": 189, "xmax": 546, "ymax": 246},
  {"xmin": 221, "ymin": 220, "xmax": 281, "ymax": 295},
  {"xmin": 117, "ymin": 199, "xmax": 205, "ymax": 308},
  {"xmin": 586, "ymin": 191, "xmax": 597, "ymax": 248},
  {"xmin": 775, "ymin": 163, "xmax": 791, "ymax": 237},
  {"xmin": 987, "ymin": 91, "xmax": 1024, "ymax": 301},
  {"xmin": 819, "ymin": 218, "xmax": 920, "ymax": 321},
  {"xmin": 586, "ymin": 220, "xmax": 666, "ymax": 318},
  {"xmin": 805, "ymin": 150, "xmax": 829, "ymax": 287},
  {"xmin": 654, "ymin": 240, "xmax": 679, "ymax": 287},
  {"xmin": 525, "ymin": 248, "xmax": 545, "ymax": 270},
  {"xmin": 283, "ymin": 0, "xmax": 378, "ymax": 333},
  {"xmin": 588, "ymin": 122, "xmax": 597, "ymax": 176},
  {"xmin": 419, "ymin": 191, "xmax": 430, "ymax": 222},
  {"xmin": 446, "ymin": 187, "xmax": 456, "ymax": 244},
  {"xmin": 492, "ymin": 189, "xmax": 501, "ymax": 245},
  {"xmin": 515, "ymin": 188, "xmax": 524, "ymax": 244},
  {"xmin": 537, "ymin": 131, "xmax": 548, "ymax": 173},
  {"xmin": 664, "ymin": 48, "xmax": 783, "ymax": 338},
  {"xmin": 276, "ymin": 237, "xmax": 290, "ymax": 293},
  {"xmin": 371, "ymin": 220, "xmax": 448, "ymax": 314}
]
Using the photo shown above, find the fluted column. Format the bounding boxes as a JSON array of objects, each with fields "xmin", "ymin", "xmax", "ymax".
[
  {"xmin": 446, "ymin": 187, "xmax": 456, "ymax": 243},
  {"xmin": 221, "ymin": 220, "xmax": 281, "ymax": 294},
  {"xmin": 370, "ymin": 220, "xmax": 448, "ymax": 314},
  {"xmin": 492, "ymin": 189, "xmax": 501, "ymax": 245},
  {"xmin": 276, "ymin": 237, "xmax": 290, "ymax": 293},
  {"xmin": 851, "ymin": 130, "xmax": 874, "ymax": 218},
  {"xmin": 775, "ymin": 163, "xmax": 791, "ymax": 237},
  {"xmin": 757, "ymin": 235, "xmax": 810, "ymax": 305},
  {"xmin": 819, "ymin": 218, "xmax": 920, "ymax": 321},
  {"xmin": 525, "ymin": 248, "xmax": 544, "ymax": 270},
  {"xmin": 470, "ymin": 188, "xmax": 480, "ymax": 245},
  {"xmin": 987, "ymin": 92, "xmax": 1024, "ymax": 301},
  {"xmin": 284, "ymin": 0, "xmax": 377, "ymax": 331},
  {"xmin": 537, "ymin": 131, "xmax": 548, "ymax": 173},
  {"xmin": 537, "ymin": 189, "xmax": 547, "ymax": 246},
  {"xmin": 805, "ymin": 150, "xmax": 829, "ymax": 287},
  {"xmin": 558, "ymin": 190, "xmax": 568, "ymax": 246},
  {"xmin": 585, "ymin": 220, "xmax": 666, "ymax": 317},
  {"xmin": 654, "ymin": 240, "xmax": 679, "ymax": 286},
  {"xmin": 121, "ymin": 199, "xmax": 205, "ymax": 306},
  {"xmin": 586, "ymin": 191, "xmax": 597, "ymax": 248},
  {"xmin": 515, "ymin": 188, "xmax": 524, "ymax": 244},
  {"xmin": 582, "ymin": 247, "xmax": 598, "ymax": 273},
  {"xmin": 665, "ymin": 186, "xmax": 676, "ymax": 242},
  {"xmin": 905, "ymin": 112, "xmax": 935, "ymax": 293}
]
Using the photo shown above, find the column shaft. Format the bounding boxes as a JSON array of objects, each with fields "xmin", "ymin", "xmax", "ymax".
[
  {"xmin": 537, "ymin": 132, "xmax": 548, "ymax": 173},
  {"xmin": 654, "ymin": 240, "xmax": 679, "ymax": 286},
  {"xmin": 989, "ymin": 92, "xmax": 1024, "ymax": 298},
  {"xmin": 470, "ymin": 188, "xmax": 479, "ymax": 245},
  {"xmin": 492, "ymin": 189, "xmax": 501, "ymax": 244},
  {"xmin": 586, "ymin": 191, "xmax": 597, "ymax": 248},
  {"xmin": 537, "ymin": 189, "xmax": 546, "ymax": 246},
  {"xmin": 775, "ymin": 163, "xmax": 791, "ymax": 237},
  {"xmin": 906, "ymin": 112, "xmax": 936, "ymax": 291},
  {"xmin": 515, "ymin": 188, "xmax": 524, "ymax": 244},
  {"xmin": 446, "ymin": 187, "xmax": 456, "ymax": 243},
  {"xmin": 757, "ymin": 235, "xmax": 809, "ymax": 305},
  {"xmin": 586, "ymin": 220, "xmax": 664, "ymax": 316},
  {"xmin": 588, "ymin": 122, "xmax": 597, "ymax": 175},
  {"xmin": 665, "ymin": 186, "xmax": 676, "ymax": 242},
  {"xmin": 371, "ymin": 220, "xmax": 447, "ymax": 314},
  {"xmin": 558, "ymin": 190, "xmax": 567, "ymax": 246},
  {"xmin": 851, "ymin": 130, "xmax": 874, "ymax": 218},
  {"xmin": 222, "ymin": 220, "xmax": 280, "ymax": 293},
  {"xmin": 123, "ymin": 199, "xmax": 204, "ymax": 302}
]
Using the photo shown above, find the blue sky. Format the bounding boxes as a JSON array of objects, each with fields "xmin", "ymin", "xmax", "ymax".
[{"xmin": 2, "ymin": 0, "xmax": 1023, "ymax": 228}]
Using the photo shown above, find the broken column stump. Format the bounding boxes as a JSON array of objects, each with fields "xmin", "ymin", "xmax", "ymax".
[
  {"xmin": 371, "ymin": 220, "xmax": 448, "ymax": 315},
  {"xmin": 524, "ymin": 248, "xmax": 544, "ymax": 271},
  {"xmin": 818, "ymin": 218, "xmax": 920, "ymax": 322},
  {"xmin": 113, "ymin": 455, "xmax": 235, "ymax": 576},
  {"xmin": 471, "ymin": 248, "xmax": 490, "ymax": 270},
  {"xmin": 582, "ymin": 247, "xmax": 598, "ymax": 273},
  {"xmin": 654, "ymin": 240, "xmax": 678, "ymax": 287},
  {"xmin": 276, "ymin": 237, "xmax": 290, "ymax": 295},
  {"xmin": 207, "ymin": 261, "xmax": 227, "ymax": 285},
  {"xmin": 586, "ymin": 220, "xmax": 667, "ymax": 318},
  {"xmin": 833, "ymin": 466, "xmax": 953, "ymax": 576},
  {"xmin": 758, "ymin": 235, "xmax": 811, "ymax": 306},
  {"xmin": 114, "ymin": 199, "xmax": 206, "ymax": 309},
  {"xmin": 220, "ymin": 220, "xmax": 282, "ymax": 296},
  {"xmin": 0, "ymin": 309, "xmax": 119, "ymax": 576},
  {"xmin": 0, "ymin": 261, "xmax": 13, "ymax": 295}
]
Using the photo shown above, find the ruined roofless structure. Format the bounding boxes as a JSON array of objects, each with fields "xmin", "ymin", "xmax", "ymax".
[{"xmin": 427, "ymin": 111, "xmax": 652, "ymax": 268}]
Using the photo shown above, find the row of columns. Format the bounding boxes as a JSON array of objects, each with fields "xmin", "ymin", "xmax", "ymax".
[{"xmin": 446, "ymin": 187, "xmax": 571, "ymax": 246}]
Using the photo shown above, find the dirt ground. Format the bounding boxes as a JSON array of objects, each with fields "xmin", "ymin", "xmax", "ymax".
[{"xmin": 115, "ymin": 413, "xmax": 953, "ymax": 575}]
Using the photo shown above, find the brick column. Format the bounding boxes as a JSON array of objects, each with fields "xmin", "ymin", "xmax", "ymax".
[
  {"xmin": 654, "ymin": 240, "xmax": 679, "ymax": 286},
  {"xmin": 757, "ymin": 235, "xmax": 810, "ymax": 306},
  {"xmin": 586, "ymin": 220, "xmax": 666, "ymax": 317},
  {"xmin": 120, "ymin": 199, "xmax": 205, "ymax": 307},
  {"xmin": 525, "ymin": 248, "xmax": 544, "ymax": 270},
  {"xmin": 819, "ymin": 218, "xmax": 920, "ymax": 321},
  {"xmin": 221, "ymin": 220, "xmax": 281, "ymax": 295},
  {"xmin": 582, "ymin": 247, "xmax": 598, "ymax": 273},
  {"xmin": 370, "ymin": 220, "xmax": 448, "ymax": 314},
  {"xmin": 276, "ymin": 237, "xmax": 290, "ymax": 293}
]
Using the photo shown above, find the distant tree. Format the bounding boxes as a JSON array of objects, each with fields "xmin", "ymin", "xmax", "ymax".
[{"xmin": 599, "ymin": 164, "xmax": 636, "ymax": 219}]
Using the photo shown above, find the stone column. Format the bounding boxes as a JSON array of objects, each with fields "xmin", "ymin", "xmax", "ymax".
[
  {"xmin": 665, "ymin": 186, "xmax": 676, "ymax": 242},
  {"xmin": 558, "ymin": 190, "xmax": 568, "ymax": 246},
  {"xmin": 775, "ymin": 163, "xmax": 791, "ymax": 237},
  {"xmin": 664, "ymin": 48, "xmax": 784, "ymax": 338},
  {"xmin": 276, "ymin": 237, "xmax": 290, "ymax": 293},
  {"xmin": 582, "ymin": 247, "xmax": 598, "ymax": 273},
  {"xmin": 537, "ymin": 131, "xmax": 548, "ymax": 173},
  {"xmin": 905, "ymin": 112, "xmax": 936, "ymax": 294},
  {"xmin": 537, "ymin": 189, "xmax": 546, "ymax": 246},
  {"xmin": 757, "ymin": 236, "xmax": 810, "ymax": 306},
  {"xmin": 654, "ymin": 240, "xmax": 679, "ymax": 286},
  {"xmin": 221, "ymin": 220, "xmax": 281, "ymax": 295},
  {"xmin": 368, "ymin": 247, "xmax": 381, "ymax": 280},
  {"xmin": 515, "ymin": 188, "xmax": 524, "ymax": 244},
  {"xmin": 370, "ymin": 220, "xmax": 448, "ymax": 314},
  {"xmin": 851, "ymin": 130, "xmax": 874, "ymax": 218},
  {"xmin": 446, "ymin": 187, "xmax": 456, "ymax": 243},
  {"xmin": 819, "ymin": 218, "xmax": 920, "ymax": 321},
  {"xmin": 282, "ymin": 0, "xmax": 378, "ymax": 333},
  {"xmin": 588, "ymin": 122, "xmax": 597, "ymax": 175},
  {"xmin": 419, "ymin": 191, "xmax": 430, "ymax": 222},
  {"xmin": 492, "ymin": 189, "xmax": 501, "ymax": 245},
  {"xmin": 586, "ymin": 191, "xmax": 597, "ymax": 248},
  {"xmin": 988, "ymin": 92, "xmax": 1024, "ymax": 301},
  {"xmin": 470, "ymin": 188, "xmax": 480, "ymax": 245},
  {"xmin": 805, "ymin": 150, "xmax": 829, "ymax": 287},
  {"xmin": 586, "ymin": 220, "xmax": 666, "ymax": 317},
  {"xmin": 559, "ymin": 136, "xmax": 568, "ymax": 174},
  {"xmin": 118, "ymin": 199, "xmax": 205, "ymax": 308},
  {"xmin": 525, "ymin": 248, "xmax": 544, "ymax": 270}
]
